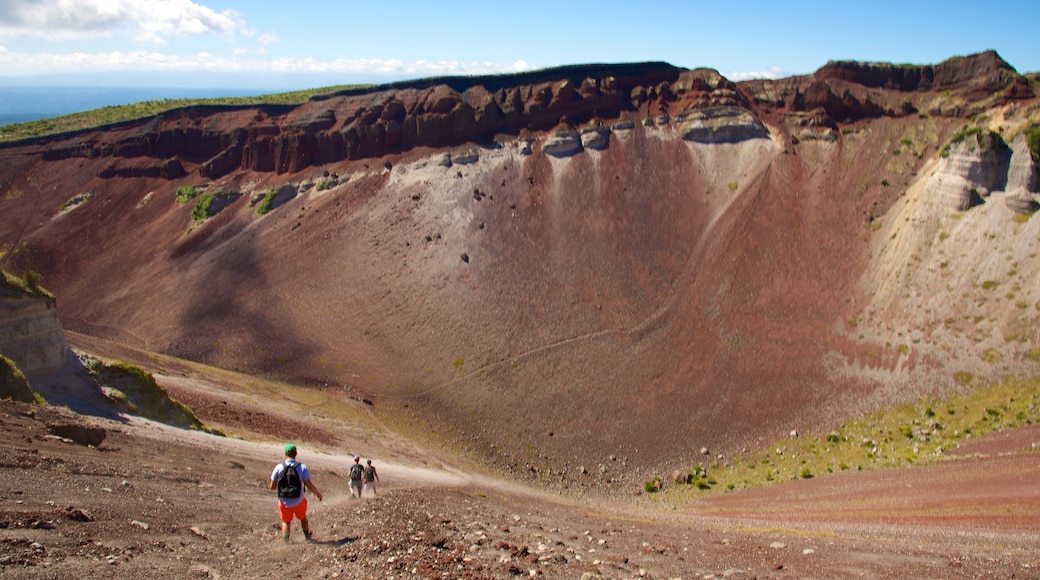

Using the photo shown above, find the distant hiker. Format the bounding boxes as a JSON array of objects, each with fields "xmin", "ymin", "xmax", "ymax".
[
  {"xmin": 363, "ymin": 459, "xmax": 380, "ymax": 496},
  {"xmin": 348, "ymin": 455, "xmax": 364, "ymax": 498},
  {"xmin": 269, "ymin": 444, "xmax": 323, "ymax": 543}
]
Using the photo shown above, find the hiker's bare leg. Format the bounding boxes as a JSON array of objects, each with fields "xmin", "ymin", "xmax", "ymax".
[
  {"xmin": 281, "ymin": 521, "xmax": 290, "ymax": 537},
  {"xmin": 300, "ymin": 516, "xmax": 309, "ymax": 533}
]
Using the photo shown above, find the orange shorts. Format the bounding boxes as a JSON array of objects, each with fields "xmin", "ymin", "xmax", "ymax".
[{"xmin": 278, "ymin": 498, "xmax": 308, "ymax": 523}]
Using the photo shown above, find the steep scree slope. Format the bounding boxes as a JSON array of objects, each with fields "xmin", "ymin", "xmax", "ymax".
[{"xmin": 0, "ymin": 52, "xmax": 1037, "ymax": 488}]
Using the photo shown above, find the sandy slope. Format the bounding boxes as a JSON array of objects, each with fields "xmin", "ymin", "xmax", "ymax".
[{"xmin": 2, "ymin": 355, "xmax": 1038, "ymax": 579}]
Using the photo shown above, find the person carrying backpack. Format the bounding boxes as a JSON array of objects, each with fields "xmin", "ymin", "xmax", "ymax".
[
  {"xmin": 348, "ymin": 455, "xmax": 364, "ymax": 499},
  {"xmin": 362, "ymin": 459, "xmax": 380, "ymax": 496},
  {"xmin": 269, "ymin": 444, "xmax": 323, "ymax": 543}
]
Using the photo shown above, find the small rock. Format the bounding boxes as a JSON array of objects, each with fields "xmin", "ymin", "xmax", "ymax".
[
  {"xmin": 130, "ymin": 520, "xmax": 150, "ymax": 530},
  {"xmin": 48, "ymin": 423, "xmax": 106, "ymax": 447},
  {"xmin": 58, "ymin": 506, "xmax": 95, "ymax": 522},
  {"xmin": 770, "ymin": 541, "xmax": 786, "ymax": 549}
]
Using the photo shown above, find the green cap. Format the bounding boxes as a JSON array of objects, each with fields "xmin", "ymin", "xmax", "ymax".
[{"xmin": 284, "ymin": 443, "xmax": 297, "ymax": 455}]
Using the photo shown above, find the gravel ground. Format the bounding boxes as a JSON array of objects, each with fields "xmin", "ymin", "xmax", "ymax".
[{"xmin": 1, "ymin": 398, "xmax": 1038, "ymax": 579}]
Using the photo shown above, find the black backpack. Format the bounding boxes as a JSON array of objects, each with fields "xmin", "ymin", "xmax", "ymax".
[
  {"xmin": 349, "ymin": 462, "xmax": 364, "ymax": 481},
  {"xmin": 277, "ymin": 462, "xmax": 303, "ymax": 499}
]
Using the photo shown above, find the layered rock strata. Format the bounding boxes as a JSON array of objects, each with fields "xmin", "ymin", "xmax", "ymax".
[{"xmin": 0, "ymin": 296, "xmax": 69, "ymax": 374}]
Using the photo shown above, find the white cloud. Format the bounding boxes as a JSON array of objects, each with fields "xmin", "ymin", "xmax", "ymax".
[
  {"xmin": 0, "ymin": 45, "xmax": 535, "ymax": 78},
  {"xmin": 0, "ymin": 0, "xmax": 242, "ymax": 43},
  {"xmin": 724, "ymin": 65, "xmax": 787, "ymax": 81}
]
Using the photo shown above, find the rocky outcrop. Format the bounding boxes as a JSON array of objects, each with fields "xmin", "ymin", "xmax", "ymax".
[
  {"xmin": 1005, "ymin": 134, "xmax": 1040, "ymax": 214},
  {"xmin": 48, "ymin": 422, "xmax": 106, "ymax": 446},
  {"xmin": 5, "ymin": 53, "xmax": 1034, "ymax": 182},
  {"xmin": 543, "ymin": 128, "xmax": 583, "ymax": 157},
  {"xmin": 814, "ymin": 50, "xmax": 1019, "ymax": 93},
  {"xmin": 678, "ymin": 107, "xmax": 768, "ymax": 143},
  {"xmin": 795, "ymin": 80, "xmax": 890, "ymax": 121},
  {"xmin": 580, "ymin": 126, "xmax": 610, "ymax": 150},
  {"xmin": 0, "ymin": 296, "xmax": 69, "ymax": 375},
  {"xmin": 1006, "ymin": 134, "xmax": 1038, "ymax": 192},
  {"xmin": 925, "ymin": 129, "xmax": 1039, "ymax": 212}
]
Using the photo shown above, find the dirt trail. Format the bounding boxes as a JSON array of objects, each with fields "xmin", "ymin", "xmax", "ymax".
[{"xmin": 3, "ymin": 348, "xmax": 1039, "ymax": 578}]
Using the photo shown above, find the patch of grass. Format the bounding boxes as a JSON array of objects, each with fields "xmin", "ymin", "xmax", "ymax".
[
  {"xmin": 954, "ymin": 370, "xmax": 975, "ymax": 386},
  {"xmin": 981, "ymin": 280, "xmax": 1000, "ymax": 290},
  {"xmin": 1025, "ymin": 125, "xmax": 1040, "ymax": 162},
  {"xmin": 0, "ymin": 267, "xmax": 53, "ymax": 300},
  {"xmin": 191, "ymin": 193, "xmax": 215, "ymax": 222},
  {"xmin": 176, "ymin": 185, "xmax": 199, "ymax": 204},
  {"xmin": 666, "ymin": 375, "xmax": 1040, "ymax": 500},
  {"xmin": 0, "ymin": 355, "xmax": 41, "ymax": 404},
  {"xmin": 728, "ymin": 182, "xmax": 738, "ymax": 192},
  {"xmin": 91, "ymin": 359, "xmax": 218, "ymax": 433},
  {"xmin": 255, "ymin": 190, "xmax": 277, "ymax": 216},
  {"xmin": 0, "ymin": 85, "xmax": 369, "ymax": 143},
  {"xmin": 982, "ymin": 349, "xmax": 1002, "ymax": 363}
]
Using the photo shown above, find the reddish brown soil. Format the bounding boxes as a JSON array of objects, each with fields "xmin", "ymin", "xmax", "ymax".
[
  {"xmin": 1, "ymin": 372, "xmax": 1038, "ymax": 579},
  {"xmin": 1, "ymin": 53, "xmax": 1034, "ymax": 489},
  {"xmin": 2, "ymin": 53, "xmax": 1039, "ymax": 578}
]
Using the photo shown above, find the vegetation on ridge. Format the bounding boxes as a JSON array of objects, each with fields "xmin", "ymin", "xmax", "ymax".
[
  {"xmin": 1026, "ymin": 124, "xmax": 1040, "ymax": 161},
  {"xmin": 0, "ymin": 266, "xmax": 54, "ymax": 299},
  {"xmin": 661, "ymin": 375, "xmax": 1040, "ymax": 498},
  {"xmin": 0, "ymin": 355, "xmax": 43, "ymax": 404},
  {"xmin": 0, "ymin": 84, "xmax": 369, "ymax": 144},
  {"xmin": 86, "ymin": 357, "xmax": 221, "ymax": 434}
]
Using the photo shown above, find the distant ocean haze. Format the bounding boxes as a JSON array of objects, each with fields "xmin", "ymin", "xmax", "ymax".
[{"xmin": 0, "ymin": 86, "xmax": 268, "ymax": 126}]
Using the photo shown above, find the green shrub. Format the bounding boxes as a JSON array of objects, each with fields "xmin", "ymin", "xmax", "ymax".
[
  {"xmin": 94, "ymin": 360, "xmax": 216, "ymax": 433},
  {"xmin": 176, "ymin": 185, "xmax": 199, "ymax": 204},
  {"xmin": 0, "ymin": 268, "xmax": 53, "ymax": 299},
  {"xmin": 0, "ymin": 355, "xmax": 40, "ymax": 404},
  {"xmin": 256, "ymin": 190, "xmax": 276, "ymax": 216},
  {"xmin": 192, "ymin": 193, "xmax": 215, "ymax": 221},
  {"xmin": 1025, "ymin": 125, "xmax": 1040, "ymax": 162},
  {"xmin": 644, "ymin": 477, "xmax": 662, "ymax": 493},
  {"xmin": 800, "ymin": 468, "xmax": 813, "ymax": 479}
]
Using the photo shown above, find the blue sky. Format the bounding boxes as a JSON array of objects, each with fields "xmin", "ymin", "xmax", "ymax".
[{"xmin": 1, "ymin": 0, "xmax": 1038, "ymax": 90}]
